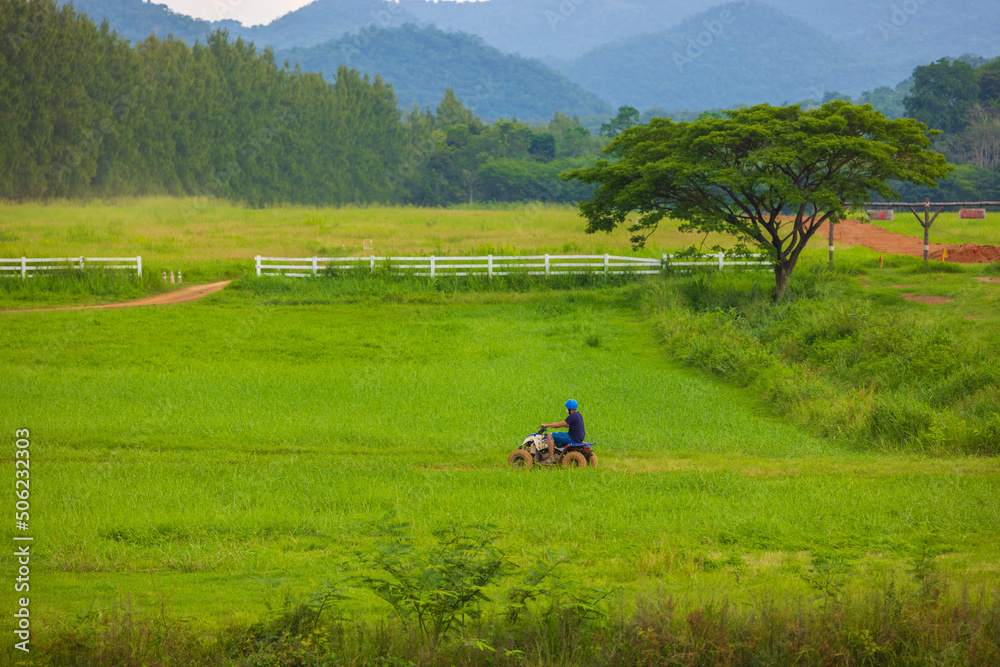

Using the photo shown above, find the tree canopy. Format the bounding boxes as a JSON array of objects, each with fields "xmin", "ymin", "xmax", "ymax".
[
  {"xmin": 563, "ymin": 102, "xmax": 952, "ymax": 299},
  {"xmin": 904, "ymin": 58, "xmax": 981, "ymax": 135}
]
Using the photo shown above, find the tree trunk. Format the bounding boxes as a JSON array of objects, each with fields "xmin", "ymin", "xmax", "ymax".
[{"xmin": 774, "ymin": 262, "xmax": 792, "ymax": 301}]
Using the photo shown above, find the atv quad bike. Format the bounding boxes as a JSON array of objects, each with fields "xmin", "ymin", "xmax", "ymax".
[{"xmin": 508, "ymin": 426, "xmax": 597, "ymax": 469}]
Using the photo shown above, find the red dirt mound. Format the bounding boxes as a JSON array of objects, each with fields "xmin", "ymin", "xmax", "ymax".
[{"xmin": 928, "ymin": 244, "xmax": 1000, "ymax": 263}]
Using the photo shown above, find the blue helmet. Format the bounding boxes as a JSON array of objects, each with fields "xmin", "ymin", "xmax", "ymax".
[{"xmin": 565, "ymin": 399, "xmax": 578, "ymax": 410}]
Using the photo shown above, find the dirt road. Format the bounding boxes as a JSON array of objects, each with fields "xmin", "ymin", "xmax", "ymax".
[
  {"xmin": 817, "ymin": 219, "xmax": 1000, "ymax": 263},
  {"xmin": 5, "ymin": 280, "xmax": 232, "ymax": 313}
]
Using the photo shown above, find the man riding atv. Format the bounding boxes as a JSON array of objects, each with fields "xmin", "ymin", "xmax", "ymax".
[{"xmin": 539, "ymin": 399, "xmax": 585, "ymax": 465}]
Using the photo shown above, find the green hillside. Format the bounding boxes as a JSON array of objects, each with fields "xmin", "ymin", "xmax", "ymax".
[{"xmin": 279, "ymin": 24, "xmax": 612, "ymax": 121}]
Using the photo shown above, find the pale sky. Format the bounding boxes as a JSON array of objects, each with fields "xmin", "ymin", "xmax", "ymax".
[{"xmin": 157, "ymin": 0, "xmax": 480, "ymax": 28}]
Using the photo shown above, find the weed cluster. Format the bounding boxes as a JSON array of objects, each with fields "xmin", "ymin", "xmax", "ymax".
[
  {"xmin": 0, "ymin": 267, "xmax": 156, "ymax": 305},
  {"xmin": 28, "ymin": 583, "xmax": 1000, "ymax": 666}
]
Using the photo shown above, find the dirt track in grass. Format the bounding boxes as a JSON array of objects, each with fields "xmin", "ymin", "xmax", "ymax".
[{"xmin": 4, "ymin": 280, "xmax": 232, "ymax": 313}]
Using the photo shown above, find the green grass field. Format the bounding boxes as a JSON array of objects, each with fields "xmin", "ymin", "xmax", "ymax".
[
  {"xmin": 2, "ymin": 200, "xmax": 1000, "ymax": 664},
  {"xmin": 0, "ymin": 198, "xmax": 727, "ymax": 268},
  {"xmin": 4, "ymin": 280, "xmax": 1000, "ymax": 634}
]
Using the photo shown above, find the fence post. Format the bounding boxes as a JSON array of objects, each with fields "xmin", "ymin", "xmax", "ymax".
[
  {"xmin": 256, "ymin": 256, "xmax": 261, "ymax": 277},
  {"xmin": 545, "ymin": 254, "xmax": 550, "ymax": 278},
  {"xmin": 718, "ymin": 252, "xmax": 724, "ymax": 271},
  {"xmin": 662, "ymin": 253, "xmax": 667, "ymax": 273},
  {"xmin": 370, "ymin": 255, "xmax": 375, "ymax": 274},
  {"xmin": 136, "ymin": 256, "xmax": 142, "ymax": 278},
  {"xmin": 312, "ymin": 257, "xmax": 318, "ymax": 276},
  {"xmin": 430, "ymin": 256, "xmax": 436, "ymax": 278},
  {"xmin": 21, "ymin": 257, "xmax": 26, "ymax": 279},
  {"xmin": 604, "ymin": 253, "xmax": 609, "ymax": 278},
  {"xmin": 488, "ymin": 255, "xmax": 493, "ymax": 279},
  {"xmin": 80, "ymin": 257, "xmax": 85, "ymax": 272}
]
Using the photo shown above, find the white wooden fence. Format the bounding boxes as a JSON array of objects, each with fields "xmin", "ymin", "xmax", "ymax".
[
  {"xmin": 0, "ymin": 256, "xmax": 142, "ymax": 278},
  {"xmin": 255, "ymin": 253, "xmax": 770, "ymax": 278}
]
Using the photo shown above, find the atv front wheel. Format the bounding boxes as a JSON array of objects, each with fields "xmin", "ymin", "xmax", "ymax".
[
  {"xmin": 561, "ymin": 452, "xmax": 587, "ymax": 468},
  {"xmin": 508, "ymin": 449, "xmax": 533, "ymax": 469}
]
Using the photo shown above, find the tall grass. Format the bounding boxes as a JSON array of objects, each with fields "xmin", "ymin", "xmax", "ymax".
[
  {"xmin": 27, "ymin": 576, "xmax": 1000, "ymax": 666},
  {"xmin": 0, "ymin": 267, "xmax": 157, "ymax": 306},
  {"xmin": 644, "ymin": 251, "xmax": 1000, "ymax": 454}
]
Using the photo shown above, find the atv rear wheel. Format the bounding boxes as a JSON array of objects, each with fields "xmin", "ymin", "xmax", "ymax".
[
  {"xmin": 508, "ymin": 449, "xmax": 533, "ymax": 469},
  {"xmin": 587, "ymin": 453, "xmax": 598, "ymax": 468},
  {"xmin": 561, "ymin": 452, "xmax": 587, "ymax": 468}
]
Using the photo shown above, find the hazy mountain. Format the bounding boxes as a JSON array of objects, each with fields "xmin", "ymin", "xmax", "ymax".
[
  {"xmin": 398, "ymin": 0, "xmax": 706, "ymax": 59},
  {"xmin": 278, "ymin": 25, "xmax": 612, "ymax": 121},
  {"xmin": 399, "ymin": 0, "xmax": 1000, "ymax": 69},
  {"xmin": 63, "ymin": 0, "xmax": 237, "ymax": 43},
  {"xmin": 62, "ymin": 0, "xmax": 419, "ymax": 49},
  {"xmin": 560, "ymin": 3, "xmax": 892, "ymax": 111},
  {"xmin": 762, "ymin": 0, "xmax": 1000, "ymax": 73},
  {"xmin": 61, "ymin": 0, "xmax": 1000, "ymax": 115},
  {"xmin": 249, "ymin": 0, "xmax": 421, "ymax": 50}
]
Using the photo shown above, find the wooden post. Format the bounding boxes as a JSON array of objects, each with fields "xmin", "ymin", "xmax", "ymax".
[
  {"xmin": 430, "ymin": 255, "xmax": 435, "ymax": 279},
  {"xmin": 906, "ymin": 198, "xmax": 945, "ymax": 265},
  {"xmin": 828, "ymin": 219, "xmax": 835, "ymax": 269},
  {"xmin": 545, "ymin": 254, "xmax": 550, "ymax": 278},
  {"xmin": 370, "ymin": 255, "xmax": 375, "ymax": 274},
  {"xmin": 718, "ymin": 252, "xmax": 724, "ymax": 270},
  {"xmin": 21, "ymin": 257, "xmax": 26, "ymax": 279},
  {"xmin": 136, "ymin": 256, "xmax": 142, "ymax": 278},
  {"xmin": 256, "ymin": 256, "xmax": 261, "ymax": 277},
  {"xmin": 488, "ymin": 255, "xmax": 493, "ymax": 279},
  {"xmin": 604, "ymin": 253, "xmax": 609, "ymax": 279},
  {"xmin": 312, "ymin": 257, "xmax": 318, "ymax": 276}
]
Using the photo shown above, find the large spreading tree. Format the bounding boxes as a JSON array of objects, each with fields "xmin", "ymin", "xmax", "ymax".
[{"xmin": 563, "ymin": 101, "xmax": 952, "ymax": 299}]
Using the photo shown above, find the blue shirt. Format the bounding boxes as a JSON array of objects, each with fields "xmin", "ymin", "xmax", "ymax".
[{"xmin": 565, "ymin": 411, "xmax": 585, "ymax": 443}]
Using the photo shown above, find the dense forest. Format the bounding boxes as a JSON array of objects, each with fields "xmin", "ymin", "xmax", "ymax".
[
  {"xmin": 0, "ymin": 0, "xmax": 600, "ymax": 206},
  {"xmin": 891, "ymin": 57, "xmax": 1000, "ymax": 201},
  {"xmin": 0, "ymin": 1, "xmax": 404, "ymax": 204}
]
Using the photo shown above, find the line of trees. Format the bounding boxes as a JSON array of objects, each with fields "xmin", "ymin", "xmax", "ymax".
[
  {"xmin": 874, "ymin": 56, "xmax": 1000, "ymax": 201},
  {"xmin": 0, "ymin": 0, "xmax": 601, "ymax": 207}
]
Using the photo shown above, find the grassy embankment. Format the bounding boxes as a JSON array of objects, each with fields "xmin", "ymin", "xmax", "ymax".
[{"xmin": 1, "ymin": 200, "xmax": 999, "ymax": 664}]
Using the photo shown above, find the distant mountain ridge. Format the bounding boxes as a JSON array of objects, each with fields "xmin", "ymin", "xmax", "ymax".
[
  {"xmin": 560, "ymin": 2, "xmax": 892, "ymax": 110},
  {"xmin": 63, "ymin": 0, "xmax": 420, "ymax": 49},
  {"xmin": 278, "ymin": 25, "xmax": 611, "ymax": 121},
  {"xmin": 59, "ymin": 0, "xmax": 1000, "ymax": 115}
]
